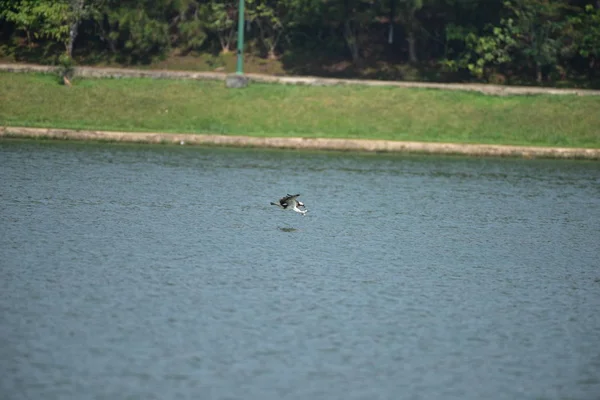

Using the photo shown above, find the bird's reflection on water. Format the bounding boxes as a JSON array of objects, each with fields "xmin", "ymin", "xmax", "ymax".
[{"xmin": 278, "ymin": 227, "xmax": 298, "ymax": 232}]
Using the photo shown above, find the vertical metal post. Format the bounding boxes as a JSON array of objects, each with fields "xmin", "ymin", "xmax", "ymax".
[{"xmin": 236, "ymin": 0, "xmax": 245, "ymax": 75}]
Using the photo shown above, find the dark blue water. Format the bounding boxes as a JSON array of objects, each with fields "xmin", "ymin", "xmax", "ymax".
[{"xmin": 1, "ymin": 140, "xmax": 599, "ymax": 400}]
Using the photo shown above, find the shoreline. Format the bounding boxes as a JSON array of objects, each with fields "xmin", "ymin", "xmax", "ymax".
[
  {"xmin": 2, "ymin": 127, "xmax": 599, "ymax": 160},
  {"xmin": 2, "ymin": 63, "xmax": 600, "ymax": 97}
]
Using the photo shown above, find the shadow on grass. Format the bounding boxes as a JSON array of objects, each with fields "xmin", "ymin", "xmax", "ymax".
[
  {"xmin": 2, "ymin": 38, "xmax": 599, "ymax": 89},
  {"xmin": 279, "ymin": 48, "xmax": 467, "ymax": 82}
]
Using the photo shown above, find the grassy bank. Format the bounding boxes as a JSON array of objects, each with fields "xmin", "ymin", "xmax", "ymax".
[{"xmin": 1, "ymin": 72, "xmax": 599, "ymax": 148}]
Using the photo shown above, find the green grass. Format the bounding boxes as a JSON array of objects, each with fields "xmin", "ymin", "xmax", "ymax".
[{"xmin": 1, "ymin": 72, "xmax": 599, "ymax": 148}]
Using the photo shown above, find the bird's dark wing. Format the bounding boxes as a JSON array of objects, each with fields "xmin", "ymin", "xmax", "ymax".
[
  {"xmin": 278, "ymin": 194, "xmax": 300, "ymax": 208},
  {"xmin": 281, "ymin": 193, "xmax": 300, "ymax": 202}
]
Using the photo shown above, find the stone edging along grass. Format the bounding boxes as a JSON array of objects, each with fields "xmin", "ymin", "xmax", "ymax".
[
  {"xmin": 2, "ymin": 63, "xmax": 600, "ymax": 96},
  {"xmin": 2, "ymin": 127, "xmax": 600, "ymax": 159}
]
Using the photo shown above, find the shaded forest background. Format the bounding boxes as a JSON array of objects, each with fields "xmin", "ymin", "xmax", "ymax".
[{"xmin": 1, "ymin": 0, "xmax": 599, "ymax": 87}]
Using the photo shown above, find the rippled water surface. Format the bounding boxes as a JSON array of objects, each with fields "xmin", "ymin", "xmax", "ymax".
[{"xmin": 1, "ymin": 140, "xmax": 599, "ymax": 400}]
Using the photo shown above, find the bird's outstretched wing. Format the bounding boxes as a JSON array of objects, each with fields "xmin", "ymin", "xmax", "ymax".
[{"xmin": 280, "ymin": 193, "xmax": 300, "ymax": 206}]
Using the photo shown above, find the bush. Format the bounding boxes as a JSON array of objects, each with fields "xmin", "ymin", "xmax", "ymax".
[{"xmin": 56, "ymin": 54, "xmax": 75, "ymax": 85}]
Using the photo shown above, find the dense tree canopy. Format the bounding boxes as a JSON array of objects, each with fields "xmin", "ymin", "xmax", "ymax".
[{"xmin": 1, "ymin": 0, "xmax": 598, "ymax": 86}]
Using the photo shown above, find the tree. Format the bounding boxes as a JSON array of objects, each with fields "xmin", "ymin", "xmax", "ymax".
[
  {"xmin": 457, "ymin": 22, "xmax": 517, "ymax": 79},
  {"xmin": 325, "ymin": 0, "xmax": 381, "ymax": 64},
  {"xmin": 0, "ymin": 0, "xmax": 598, "ymax": 83},
  {"xmin": 169, "ymin": 0, "xmax": 209, "ymax": 54},
  {"xmin": 504, "ymin": 0, "xmax": 570, "ymax": 82},
  {"xmin": 247, "ymin": 0, "xmax": 295, "ymax": 59},
  {"xmin": 396, "ymin": 0, "xmax": 424, "ymax": 63},
  {"xmin": 568, "ymin": 4, "xmax": 600, "ymax": 74},
  {"xmin": 0, "ymin": 0, "xmax": 100, "ymax": 57},
  {"xmin": 67, "ymin": 0, "xmax": 102, "ymax": 57},
  {"xmin": 99, "ymin": 0, "xmax": 171, "ymax": 63},
  {"xmin": 206, "ymin": 0, "xmax": 238, "ymax": 54},
  {"xmin": 0, "ymin": 0, "xmax": 70, "ymax": 50},
  {"xmin": 446, "ymin": 0, "xmax": 573, "ymax": 82}
]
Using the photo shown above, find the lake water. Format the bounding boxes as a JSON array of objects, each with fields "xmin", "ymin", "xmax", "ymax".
[{"xmin": 1, "ymin": 140, "xmax": 599, "ymax": 400}]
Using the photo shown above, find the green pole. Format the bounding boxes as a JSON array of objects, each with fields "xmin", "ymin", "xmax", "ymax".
[{"xmin": 236, "ymin": 0, "xmax": 245, "ymax": 74}]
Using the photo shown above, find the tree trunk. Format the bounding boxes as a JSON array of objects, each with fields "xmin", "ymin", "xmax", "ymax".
[
  {"xmin": 99, "ymin": 14, "xmax": 117, "ymax": 54},
  {"xmin": 218, "ymin": 33, "xmax": 231, "ymax": 53},
  {"xmin": 67, "ymin": 0, "xmax": 85, "ymax": 57},
  {"xmin": 343, "ymin": 0, "xmax": 360, "ymax": 64},
  {"xmin": 407, "ymin": 31, "xmax": 417, "ymax": 63},
  {"xmin": 344, "ymin": 21, "xmax": 360, "ymax": 63},
  {"xmin": 220, "ymin": 28, "xmax": 235, "ymax": 54},
  {"xmin": 536, "ymin": 63, "xmax": 543, "ymax": 83},
  {"xmin": 25, "ymin": 29, "xmax": 32, "ymax": 48},
  {"xmin": 67, "ymin": 20, "xmax": 78, "ymax": 57}
]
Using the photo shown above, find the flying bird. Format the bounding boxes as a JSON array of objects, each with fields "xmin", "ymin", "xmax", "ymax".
[{"xmin": 271, "ymin": 193, "xmax": 308, "ymax": 216}]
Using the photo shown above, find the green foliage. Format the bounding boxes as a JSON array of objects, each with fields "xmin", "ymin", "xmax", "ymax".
[
  {"xmin": 504, "ymin": 0, "xmax": 568, "ymax": 81},
  {"xmin": 205, "ymin": 0, "xmax": 237, "ymax": 53},
  {"xmin": 104, "ymin": 6, "xmax": 170, "ymax": 63},
  {"xmin": 568, "ymin": 5, "xmax": 600, "ymax": 60},
  {"xmin": 0, "ymin": 0, "xmax": 598, "ymax": 84},
  {"xmin": 178, "ymin": 18, "xmax": 207, "ymax": 51},
  {"xmin": 446, "ymin": 0, "xmax": 585, "ymax": 82},
  {"xmin": 170, "ymin": 0, "xmax": 209, "ymax": 53},
  {"xmin": 247, "ymin": 0, "xmax": 295, "ymax": 58},
  {"xmin": 450, "ymin": 21, "xmax": 517, "ymax": 79},
  {"xmin": 0, "ymin": 0, "xmax": 70, "ymax": 47}
]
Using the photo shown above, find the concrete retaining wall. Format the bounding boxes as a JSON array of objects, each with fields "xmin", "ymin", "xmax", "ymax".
[
  {"xmin": 2, "ymin": 127, "xmax": 599, "ymax": 159},
  {"xmin": 2, "ymin": 63, "xmax": 600, "ymax": 97}
]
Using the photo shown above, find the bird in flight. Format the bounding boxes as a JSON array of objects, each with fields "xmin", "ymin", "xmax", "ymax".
[{"xmin": 271, "ymin": 193, "xmax": 308, "ymax": 216}]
